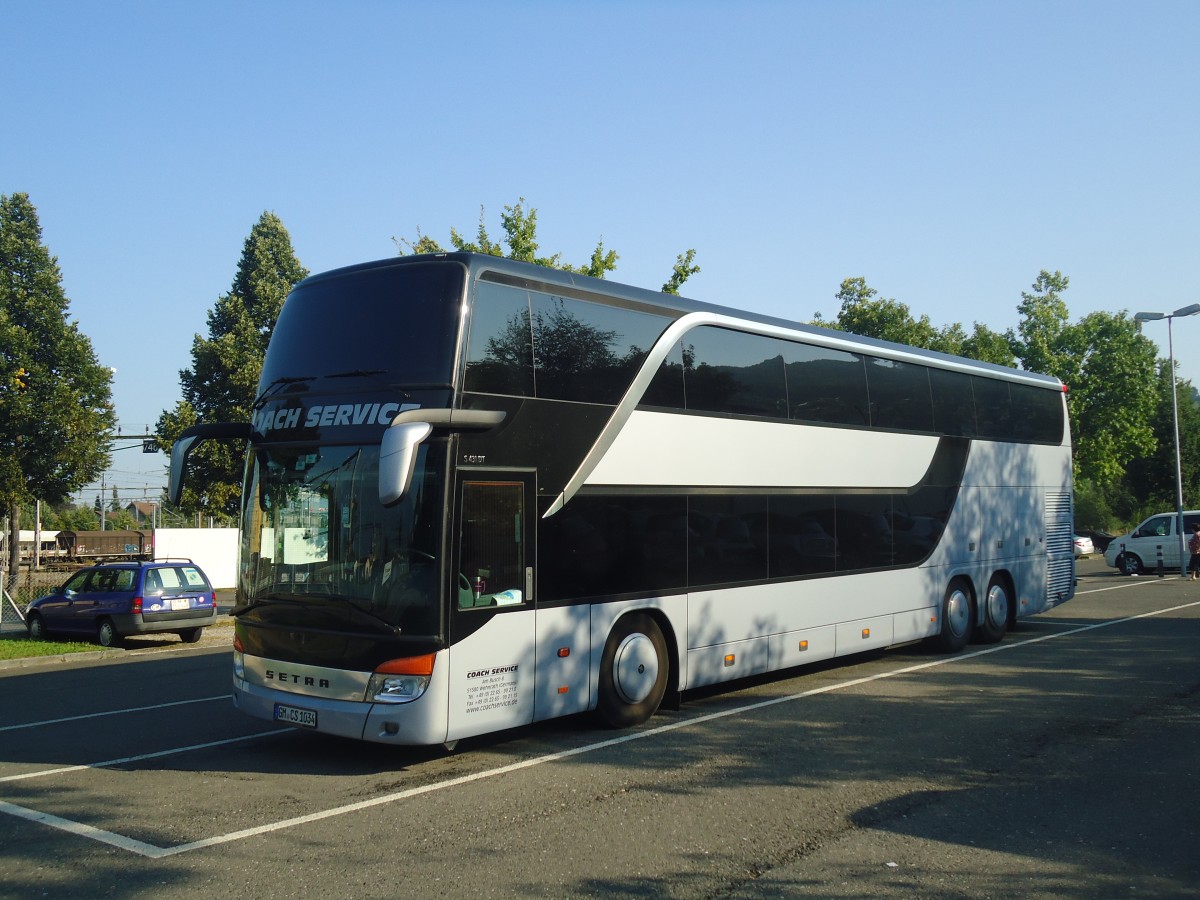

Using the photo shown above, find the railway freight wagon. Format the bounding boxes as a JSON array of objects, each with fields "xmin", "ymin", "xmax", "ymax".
[{"xmin": 55, "ymin": 530, "xmax": 152, "ymax": 561}]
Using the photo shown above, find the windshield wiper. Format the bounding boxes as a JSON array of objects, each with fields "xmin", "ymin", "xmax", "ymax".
[
  {"xmin": 343, "ymin": 599, "xmax": 402, "ymax": 635},
  {"xmin": 326, "ymin": 369, "xmax": 386, "ymax": 379},
  {"xmin": 256, "ymin": 375, "xmax": 314, "ymax": 403},
  {"xmin": 230, "ymin": 592, "xmax": 311, "ymax": 617}
]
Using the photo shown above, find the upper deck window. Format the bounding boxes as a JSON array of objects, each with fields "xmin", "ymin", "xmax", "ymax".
[{"xmin": 464, "ymin": 280, "xmax": 672, "ymax": 405}]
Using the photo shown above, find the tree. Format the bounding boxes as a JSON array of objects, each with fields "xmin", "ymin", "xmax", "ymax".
[
  {"xmin": 1124, "ymin": 362, "xmax": 1200, "ymax": 514},
  {"xmin": 824, "ymin": 277, "xmax": 941, "ymax": 348},
  {"xmin": 1010, "ymin": 271, "xmax": 1072, "ymax": 377},
  {"xmin": 960, "ymin": 323, "xmax": 1017, "ymax": 367},
  {"xmin": 157, "ymin": 212, "xmax": 308, "ymax": 518},
  {"xmin": 1007, "ymin": 273, "xmax": 1158, "ymax": 489},
  {"xmin": 1055, "ymin": 310, "xmax": 1158, "ymax": 489},
  {"xmin": 397, "ymin": 198, "xmax": 696, "ymax": 292},
  {"xmin": 662, "ymin": 250, "xmax": 700, "ymax": 296},
  {"xmin": 0, "ymin": 193, "xmax": 115, "ymax": 585}
]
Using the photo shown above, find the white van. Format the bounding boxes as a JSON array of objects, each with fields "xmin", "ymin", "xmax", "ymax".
[{"xmin": 1104, "ymin": 510, "xmax": 1200, "ymax": 574}]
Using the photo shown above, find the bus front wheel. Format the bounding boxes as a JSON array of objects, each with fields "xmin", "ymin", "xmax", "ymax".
[
  {"xmin": 933, "ymin": 578, "xmax": 974, "ymax": 653},
  {"xmin": 598, "ymin": 614, "xmax": 668, "ymax": 728}
]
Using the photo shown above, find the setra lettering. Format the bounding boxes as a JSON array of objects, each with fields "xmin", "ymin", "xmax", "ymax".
[{"xmin": 265, "ymin": 669, "xmax": 331, "ymax": 688}]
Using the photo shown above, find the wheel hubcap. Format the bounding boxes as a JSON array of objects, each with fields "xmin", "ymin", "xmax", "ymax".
[
  {"xmin": 613, "ymin": 632, "xmax": 660, "ymax": 705},
  {"xmin": 946, "ymin": 588, "xmax": 971, "ymax": 637},
  {"xmin": 986, "ymin": 584, "xmax": 1008, "ymax": 627}
]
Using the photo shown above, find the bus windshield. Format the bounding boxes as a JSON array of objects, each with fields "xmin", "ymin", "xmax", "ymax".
[
  {"xmin": 239, "ymin": 442, "xmax": 446, "ymax": 636},
  {"xmin": 260, "ymin": 259, "xmax": 464, "ymax": 389}
]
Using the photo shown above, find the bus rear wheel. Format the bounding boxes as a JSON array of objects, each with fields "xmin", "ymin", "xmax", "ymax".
[
  {"xmin": 933, "ymin": 577, "xmax": 974, "ymax": 653},
  {"xmin": 976, "ymin": 575, "xmax": 1010, "ymax": 644},
  {"xmin": 598, "ymin": 614, "xmax": 668, "ymax": 729}
]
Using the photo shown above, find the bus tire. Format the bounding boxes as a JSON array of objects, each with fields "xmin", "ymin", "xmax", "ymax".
[
  {"xmin": 933, "ymin": 577, "xmax": 974, "ymax": 653},
  {"xmin": 976, "ymin": 574, "xmax": 1010, "ymax": 644},
  {"xmin": 598, "ymin": 613, "xmax": 668, "ymax": 729}
]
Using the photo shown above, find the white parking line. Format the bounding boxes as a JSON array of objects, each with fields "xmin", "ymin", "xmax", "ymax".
[
  {"xmin": 0, "ymin": 730, "xmax": 285, "ymax": 784},
  {"xmin": 3, "ymin": 598, "xmax": 1199, "ymax": 858},
  {"xmin": 0, "ymin": 695, "xmax": 231, "ymax": 733}
]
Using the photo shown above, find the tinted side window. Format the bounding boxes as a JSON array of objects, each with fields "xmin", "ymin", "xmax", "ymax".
[
  {"xmin": 784, "ymin": 344, "xmax": 870, "ymax": 426},
  {"xmin": 929, "ymin": 368, "xmax": 977, "ymax": 437},
  {"xmin": 971, "ymin": 376, "xmax": 1013, "ymax": 439},
  {"xmin": 529, "ymin": 292, "xmax": 668, "ymax": 405},
  {"xmin": 463, "ymin": 282, "xmax": 534, "ymax": 396},
  {"xmin": 683, "ymin": 327, "xmax": 788, "ymax": 419},
  {"xmin": 641, "ymin": 339, "xmax": 687, "ymax": 409},
  {"xmin": 1011, "ymin": 382, "xmax": 1064, "ymax": 443},
  {"xmin": 836, "ymin": 496, "xmax": 894, "ymax": 571},
  {"xmin": 688, "ymin": 495, "xmax": 769, "ymax": 587},
  {"xmin": 867, "ymin": 357, "xmax": 934, "ymax": 431},
  {"xmin": 769, "ymin": 496, "xmax": 836, "ymax": 577},
  {"xmin": 539, "ymin": 496, "xmax": 687, "ymax": 600}
]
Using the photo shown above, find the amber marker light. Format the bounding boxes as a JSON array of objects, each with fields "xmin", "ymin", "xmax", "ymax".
[{"xmin": 376, "ymin": 654, "xmax": 435, "ymax": 676}]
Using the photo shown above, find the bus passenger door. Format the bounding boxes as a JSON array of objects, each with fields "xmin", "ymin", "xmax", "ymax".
[{"xmin": 446, "ymin": 470, "xmax": 537, "ymax": 742}]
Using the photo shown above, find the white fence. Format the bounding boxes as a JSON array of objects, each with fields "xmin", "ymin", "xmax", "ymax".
[{"xmin": 154, "ymin": 528, "xmax": 238, "ymax": 589}]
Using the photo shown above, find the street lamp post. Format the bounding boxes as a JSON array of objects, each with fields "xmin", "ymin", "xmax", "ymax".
[{"xmin": 1134, "ymin": 303, "xmax": 1200, "ymax": 576}]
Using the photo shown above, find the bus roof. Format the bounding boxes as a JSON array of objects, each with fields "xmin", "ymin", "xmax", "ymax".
[{"xmin": 297, "ymin": 252, "xmax": 1064, "ymax": 391}]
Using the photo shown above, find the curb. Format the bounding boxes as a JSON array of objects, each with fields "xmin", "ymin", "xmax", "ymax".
[{"xmin": 0, "ymin": 617, "xmax": 235, "ymax": 672}]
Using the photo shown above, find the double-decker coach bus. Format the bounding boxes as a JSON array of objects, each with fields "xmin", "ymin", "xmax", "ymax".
[{"xmin": 169, "ymin": 252, "xmax": 1075, "ymax": 747}]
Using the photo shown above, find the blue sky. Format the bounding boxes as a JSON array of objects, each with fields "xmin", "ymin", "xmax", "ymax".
[{"xmin": 4, "ymin": 0, "xmax": 1198, "ymax": 503}]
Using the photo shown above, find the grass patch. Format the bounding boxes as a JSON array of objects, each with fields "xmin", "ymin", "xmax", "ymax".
[{"xmin": 0, "ymin": 633, "xmax": 103, "ymax": 660}]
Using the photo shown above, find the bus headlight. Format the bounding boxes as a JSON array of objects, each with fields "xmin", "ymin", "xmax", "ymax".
[{"xmin": 366, "ymin": 653, "xmax": 436, "ymax": 704}]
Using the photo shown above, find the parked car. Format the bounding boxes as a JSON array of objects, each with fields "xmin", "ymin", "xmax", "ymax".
[
  {"xmin": 1104, "ymin": 511, "xmax": 1200, "ymax": 575},
  {"xmin": 1073, "ymin": 534, "xmax": 1095, "ymax": 558},
  {"xmin": 1075, "ymin": 529, "xmax": 1116, "ymax": 553},
  {"xmin": 25, "ymin": 559, "xmax": 217, "ymax": 646}
]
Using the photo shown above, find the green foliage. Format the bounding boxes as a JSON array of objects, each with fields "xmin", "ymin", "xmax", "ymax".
[
  {"xmin": 0, "ymin": 193, "xmax": 115, "ymax": 583},
  {"xmin": 1124, "ymin": 360, "xmax": 1200, "ymax": 514},
  {"xmin": 1061, "ymin": 310, "xmax": 1158, "ymax": 487},
  {"xmin": 662, "ymin": 250, "xmax": 701, "ymax": 295},
  {"xmin": 1071, "ymin": 479, "xmax": 1112, "ymax": 531},
  {"xmin": 821, "ymin": 277, "xmax": 1012, "ymax": 365},
  {"xmin": 832, "ymin": 277, "xmax": 937, "ymax": 347},
  {"xmin": 156, "ymin": 212, "xmax": 308, "ymax": 517},
  {"xmin": 1011, "ymin": 271, "xmax": 1071, "ymax": 376},
  {"xmin": 961, "ymin": 323, "xmax": 1018, "ymax": 367},
  {"xmin": 396, "ymin": 198, "xmax": 691, "ymax": 292}
]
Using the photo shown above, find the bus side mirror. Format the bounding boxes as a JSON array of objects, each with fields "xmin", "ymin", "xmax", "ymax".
[
  {"xmin": 378, "ymin": 408, "xmax": 506, "ymax": 505},
  {"xmin": 168, "ymin": 423, "xmax": 252, "ymax": 505},
  {"xmin": 168, "ymin": 434, "xmax": 202, "ymax": 506},
  {"xmin": 379, "ymin": 421, "xmax": 433, "ymax": 505}
]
